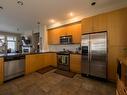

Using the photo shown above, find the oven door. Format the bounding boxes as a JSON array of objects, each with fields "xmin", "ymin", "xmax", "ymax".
[
  {"xmin": 58, "ymin": 55, "xmax": 69, "ymax": 65},
  {"xmin": 57, "ymin": 54, "xmax": 70, "ymax": 71}
]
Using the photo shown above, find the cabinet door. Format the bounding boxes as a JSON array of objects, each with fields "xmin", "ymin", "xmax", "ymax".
[
  {"xmin": 25, "ymin": 54, "xmax": 45, "ymax": 74},
  {"xmin": 67, "ymin": 23, "xmax": 81, "ymax": 44},
  {"xmin": 108, "ymin": 8, "xmax": 127, "ymax": 46},
  {"xmin": 117, "ymin": 79, "xmax": 127, "ymax": 95},
  {"xmin": 0, "ymin": 58, "xmax": 3, "ymax": 84},
  {"xmin": 66, "ymin": 22, "xmax": 81, "ymax": 44},
  {"xmin": 48, "ymin": 27, "xmax": 66, "ymax": 45},
  {"xmin": 121, "ymin": 63, "xmax": 127, "ymax": 86},
  {"xmin": 93, "ymin": 13, "xmax": 108, "ymax": 32},
  {"xmin": 70, "ymin": 54, "xmax": 81, "ymax": 73},
  {"xmin": 48, "ymin": 28, "xmax": 61, "ymax": 44},
  {"xmin": 45, "ymin": 53, "xmax": 57, "ymax": 67},
  {"xmin": 82, "ymin": 17, "xmax": 93, "ymax": 34}
]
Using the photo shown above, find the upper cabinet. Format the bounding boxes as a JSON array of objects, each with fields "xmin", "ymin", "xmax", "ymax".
[
  {"xmin": 48, "ymin": 22, "xmax": 81, "ymax": 45},
  {"xmin": 82, "ymin": 17, "xmax": 93, "ymax": 34},
  {"xmin": 66, "ymin": 23, "xmax": 81, "ymax": 44},
  {"xmin": 48, "ymin": 28, "xmax": 61, "ymax": 44},
  {"xmin": 107, "ymin": 8, "xmax": 127, "ymax": 46},
  {"xmin": 93, "ymin": 13, "xmax": 108, "ymax": 32},
  {"xmin": 82, "ymin": 13, "xmax": 108, "ymax": 34}
]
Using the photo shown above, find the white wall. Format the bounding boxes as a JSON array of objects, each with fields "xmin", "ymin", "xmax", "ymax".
[
  {"xmin": 41, "ymin": 25, "xmax": 49, "ymax": 52},
  {"xmin": 48, "ymin": 44, "xmax": 80, "ymax": 52},
  {"xmin": 21, "ymin": 30, "xmax": 33, "ymax": 36}
]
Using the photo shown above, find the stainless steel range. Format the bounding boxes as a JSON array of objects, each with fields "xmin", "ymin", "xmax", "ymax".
[{"xmin": 57, "ymin": 52, "xmax": 70, "ymax": 71}]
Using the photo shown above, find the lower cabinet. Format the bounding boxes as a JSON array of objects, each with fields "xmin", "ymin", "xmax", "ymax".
[
  {"xmin": 45, "ymin": 53, "xmax": 57, "ymax": 67},
  {"xmin": 116, "ymin": 90, "xmax": 119, "ymax": 95},
  {"xmin": 25, "ymin": 53, "xmax": 81, "ymax": 74},
  {"xmin": 70, "ymin": 54, "xmax": 81, "ymax": 73},
  {"xmin": 117, "ymin": 79, "xmax": 127, "ymax": 95},
  {"xmin": 0, "ymin": 58, "xmax": 4, "ymax": 84},
  {"xmin": 25, "ymin": 53, "xmax": 57, "ymax": 75}
]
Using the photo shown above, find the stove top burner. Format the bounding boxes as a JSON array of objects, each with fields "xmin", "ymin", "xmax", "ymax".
[{"xmin": 57, "ymin": 51, "xmax": 71, "ymax": 55}]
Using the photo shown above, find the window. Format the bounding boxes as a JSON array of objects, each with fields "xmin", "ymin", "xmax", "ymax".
[
  {"xmin": 0, "ymin": 35, "xmax": 5, "ymax": 47},
  {"xmin": 7, "ymin": 36, "xmax": 17, "ymax": 52}
]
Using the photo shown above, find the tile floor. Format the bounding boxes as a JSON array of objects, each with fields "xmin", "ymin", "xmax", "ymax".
[{"xmin": 0, "ymin": 70, "xmax": 115, "ymax": 95}]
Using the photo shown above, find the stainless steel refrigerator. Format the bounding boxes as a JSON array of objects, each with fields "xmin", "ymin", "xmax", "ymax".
[{"xmin": 81, "ymin": 32, "xmax": 107, "ymax": 79}]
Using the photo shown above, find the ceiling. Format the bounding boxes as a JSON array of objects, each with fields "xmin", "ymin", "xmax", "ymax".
[{"xmin": 0, "ymin": 0, "xmax": 127, "ymax": 33}]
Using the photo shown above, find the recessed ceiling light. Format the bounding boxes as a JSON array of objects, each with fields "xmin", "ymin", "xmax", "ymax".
[
  {"xmin": 91, "ymin": 1, "xmax": 96, "ymax": 6},
  {"xmin": 17, "ymin": 28, "xmax": 19, "ymax": 31},
  {"xmin": 0, "ymin": 6, "xmax": 3, "ymax": 10},
  {"xmin": 50, "ymin": 19, "xmax": 55, "ymax": 23},
  {"xmin": 37, "ymin": 21, "xmax": 40, "ymax": 25},
  {"xmin": 17, "ymin": 0, "xmax": 24, "ymax": 6},
  {"xmin": 69, "ymin": 12, "xmax": 74, "ymax": 17}
]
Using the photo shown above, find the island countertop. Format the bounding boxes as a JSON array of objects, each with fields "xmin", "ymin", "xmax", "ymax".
[{"xmin": 0, "ymin": 51, "xmax": 82, "ymax": 59}]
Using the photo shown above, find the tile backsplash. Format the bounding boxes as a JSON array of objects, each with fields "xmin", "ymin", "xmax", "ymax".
[{"xmin": 48, "ymin": 44, "xmax": 81, "ymax": 52}]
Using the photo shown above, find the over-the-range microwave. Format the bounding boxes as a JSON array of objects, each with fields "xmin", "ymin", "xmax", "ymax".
[{"xmin": 60, "ymin": 35, "xmax": 72, "ymax": 44}]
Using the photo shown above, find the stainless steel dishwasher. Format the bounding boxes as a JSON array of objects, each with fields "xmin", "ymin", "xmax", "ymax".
[{"xmin": 4, "ymin": 55, "xmax": 25, "ymax": 81}]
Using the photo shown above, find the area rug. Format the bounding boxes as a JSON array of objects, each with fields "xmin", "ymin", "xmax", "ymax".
[
  {"xmin": 37, "ymin": 66, "xmax": 55, "ymax": 74},
  {"xmin": 54, "ymin": 69, "xmax": 76, "ymax": 78}
]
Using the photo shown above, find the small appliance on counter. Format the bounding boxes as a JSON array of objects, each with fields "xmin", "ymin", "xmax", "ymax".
[{"xmin": 60, "ymin": 35, "xmax": 72, "ymax": 45}]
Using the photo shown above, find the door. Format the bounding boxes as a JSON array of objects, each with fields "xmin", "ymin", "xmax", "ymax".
[
  {"xmin": 81, "ymin": 34, "xmax": 90, "ymax": 75},
  {"xmin": 90, "ymin": 32, "xmax": 107, "ymax": 79}
]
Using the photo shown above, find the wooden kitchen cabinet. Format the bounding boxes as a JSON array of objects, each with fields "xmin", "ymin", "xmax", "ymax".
[
  {"xmin": 107, "ymin": 8, "xmax": 127, "ymax": 46},
  {"xmin": 48, "ymin": 28, "xmax": 61, "ymax": 44},
  {"xmin": 48, "ymin": 27, "xmax": 67, "ymax": 45},
  {"xmin": 82, "ymin": 17, "xmax": 93, "ymax": 34},
  {"xmin": 48, "ymin": 22, "xmax": 81, "ymax": 44},
  {"xmin": 82, "ymin": 13, "xmax": 108, "ymax": 34},
  {"xmin": 25, "ymin": 53, "xmax": 57, "ymax": 75},
  {"xmin": 67, "ymin": 23, "xmax": 81, "ymax": 43},
  {"xmin": 117, "ymin": 79, "xmax": 127, "ymax": 95},
  {"xmin": 70, "ymin": 54, "xmax": 81, "ymax": 73},
  {"xmin": 45, "ymin": 53, "xmax": 57, "ymax": 67},
  {"xmin": 25, "ymin": 54, "xmax": 45, "ymax": 74},
  {"xmin": 116, "ymin": 57, "xmax": 127, "ymax": 95},
  {"xmin": 107, "ymin": 8, "xmax": 127, "ymax": 81},
  {"xmin": 93, "ymin": 13, "xmax": 108, "ymax": 32},
  {"xmin": 0, "ymin": 58, "xmax": 4, "ymax": 84}
]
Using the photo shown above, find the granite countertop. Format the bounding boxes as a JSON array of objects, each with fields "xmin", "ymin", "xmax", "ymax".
[
  {"xmin": 24, "ymin": 51, "xmax": 81, "ymax": 55},
  {"xmin": 0, "ymin": 51, "xmax": 82, "ymax": 58},
  {"xmin": 0, "ymin": 53, "xmax": 25, "ymax": 57},
  {"xmin": 0, "ymin": 52, "xmax": 57, "ymax": 58}
]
